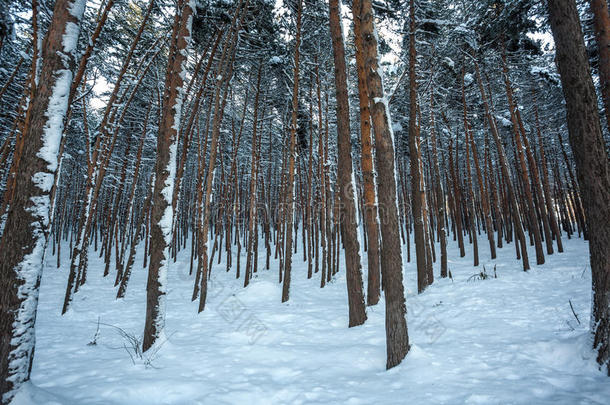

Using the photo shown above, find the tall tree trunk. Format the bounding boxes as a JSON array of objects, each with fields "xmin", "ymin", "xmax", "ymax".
[
  {"xmin": 589, "ymin": 0, "xmax": 610, "ymax": 134},
  {"xmin": 353, "ymin": 0, "xmax": 381, "ymax": 305},
  {"xmin": 0, "ymin": 0, "xmax": 86, "ymax": 401},
  {"xmin": 0, "ymin": 0, "xmax": 41, "ymax": 220},
  {"xmin": 329, "ymin": 0, "xmax": 367, "ymax": 327},
  {"xmin": 281, "ymin": 0, "xmax": 302, "ymax": 303},
  {"xmin": 245, "ymin": 63, "xmax": 263, "ymax": 288},
  {"xmin": 407, "ymin": 0, "xmax": 430, "ymax": 292},
  {"xmin": 429, "ymin": 91, "xmax": 448, "ymax": 277},
  {"xmin": 315, "ymin": 61, "xmax": 328, "ymax": 289},
  {"xmin": 354, "ymin": 0, "xmax": 410, "ymax": 370},
  {"xmin": 143, "ymin": 0, "xmax": 195, "ymax": 352},
  {"xmin": 461, "ymin": 67, "xmax": 480, "ymax": 267},
  {"xmin": 547, "ymin": 0, "xmax": 610, "ymax": 373}
]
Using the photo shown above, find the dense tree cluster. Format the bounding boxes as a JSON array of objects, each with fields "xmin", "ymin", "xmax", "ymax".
[{"xmin": 0, "ymin": 0, "xmax": 608, "ymax": 402}]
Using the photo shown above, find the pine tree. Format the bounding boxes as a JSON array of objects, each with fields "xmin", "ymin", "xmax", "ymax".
[
  {"xmin": 143, "ymin": 0, "xmax": 196, "ymax": 352},
  {"xmin": 0, "ymin": 0, "xmax": 86, "ymax": 401},
  {"xmin": 328, "ymin": 0, "xmax": 367, "ymax": 327},
  {"xmin": 353, "ymin": 0, "xmax": 410, "ymax": 370},
  {"xmin": 547, "ymin": 0, "xmax": 610, "ymax": 375}
]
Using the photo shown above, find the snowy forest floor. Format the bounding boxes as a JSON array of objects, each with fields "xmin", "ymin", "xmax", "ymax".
[{"xmin": 14, "ymin": 233, "xmax": 610, "ymax": 404}]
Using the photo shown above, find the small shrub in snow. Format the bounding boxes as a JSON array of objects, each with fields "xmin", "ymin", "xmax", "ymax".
[{"xmin": 467, "ymin": 265, "xmax": 497, "ymax": 282}]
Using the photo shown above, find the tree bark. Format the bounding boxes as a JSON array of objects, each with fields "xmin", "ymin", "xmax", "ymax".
[
  {"xmin": 354, "ymin": 0, "xmax": 410, "ymax": 370},
  {"xmin": 143, "ymin": 0, "xmax": 195, "ymax": 352},
  {"xmin": 315, "ymin": 61, "xmax": 328, "ymax": 289},
  {"xmin": 281, "ymin": 0, "xmax": 302, "ymax": 303},
  {"xmin": 407, "ymin": 0, "xmax": 431, "ymax": 292},
  {"xmin": 461, "ymin": 67, "xmax": 480, "ymax": 267},
  {"xmin": 0, "ymin": 0, "xmax": 86, "ymax": 401},
  {"xmin": 245, "ymin": 63, "xmax": 263, "ymax": 288},
  {"xmin": 547, "ymin": 0, "xmax": 610, "ymax": 373},
  {"xmin": 353, "ymin": 0, "xmax": 381, "ymax": 305},
  {"xmin": 429, "ymin": 91, "xmax": 448, "ymax": 277},
  {"xmin": 589, "ymin": 0, "xmax": 610, "ymax": 134},
  {"xmin": 329, "ymin": 0, "xmax": 367, "ymax": 327}
]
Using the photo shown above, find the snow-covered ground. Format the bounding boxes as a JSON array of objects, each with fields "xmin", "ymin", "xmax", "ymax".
[{"xmin": 13, "ymin": 234, "xmax": 610, "ymax": 404}]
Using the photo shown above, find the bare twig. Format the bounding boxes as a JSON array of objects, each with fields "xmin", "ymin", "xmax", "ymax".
[
  {"xmin": 569, "ymin": 299, "xmax": 581, "ymax": 325},
  {"xmin": 87, "ymin": 316, "xmax": 101, "ymax": 346}
]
